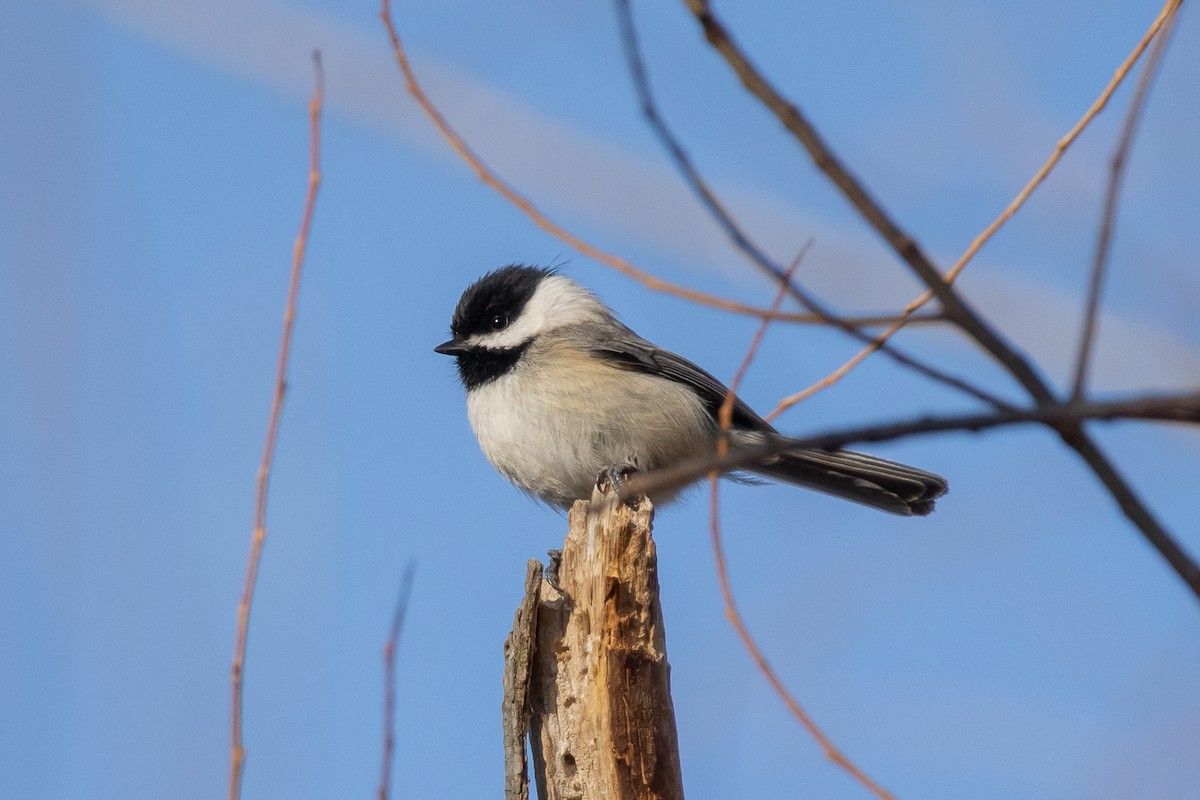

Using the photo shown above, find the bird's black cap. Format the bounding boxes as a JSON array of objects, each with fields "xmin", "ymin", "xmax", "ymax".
[{"xmin": 447, "ymin": 264, "xmax": 554, "ymax": 341}]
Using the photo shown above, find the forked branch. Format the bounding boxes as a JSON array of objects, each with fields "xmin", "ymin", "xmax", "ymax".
[
  {"xmin": 769, "ymin": 0, "xmax": 1188, "ymax": 417},
  {"xmin": 614, "ymin": 0, "xmax": 1009, "ymax": 413},
  {"xmin": 679, "ymin": 0, "xmax": 1199, "ymax": 602}
]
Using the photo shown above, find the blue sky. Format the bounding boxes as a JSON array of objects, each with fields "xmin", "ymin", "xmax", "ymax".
[{"xmin": 3, "ymin": 1, "xmax": 1198, "ymax": 798}]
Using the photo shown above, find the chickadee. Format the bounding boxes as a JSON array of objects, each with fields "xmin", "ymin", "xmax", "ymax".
[{"xmin": 435, "ymin": 265, "xmax": 947, "ymax": 515}]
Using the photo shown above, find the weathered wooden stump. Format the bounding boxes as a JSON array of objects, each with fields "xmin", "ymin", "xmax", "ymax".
[{"xmin": 503, "ymin": 486, "xmax": 684, "ymax": 800}]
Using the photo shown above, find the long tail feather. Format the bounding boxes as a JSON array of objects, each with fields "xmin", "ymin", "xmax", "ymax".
[{"xmin": 752, "ymin": 444, "xmax": 948, "ymax": 516}]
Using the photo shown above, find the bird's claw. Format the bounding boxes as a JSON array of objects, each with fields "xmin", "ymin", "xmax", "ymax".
[
  {"xmin": 544, "ymin": 548, "xmax": 565, "ymax": 598},
  {"xmin": 596, "ymin": 462, "xmax": 639, "ymax": 494}
]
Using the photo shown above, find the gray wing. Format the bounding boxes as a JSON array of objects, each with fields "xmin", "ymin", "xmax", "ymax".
[
  {"xmin": 579, "ymin": 320, "xmax": 774, "ymax": 433},
  {"xmin": 578, "ymin": 320, "xmax": 949, "ymax": 516}
]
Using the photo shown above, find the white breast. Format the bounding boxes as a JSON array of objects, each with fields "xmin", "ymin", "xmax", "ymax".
[{"xmin": 465, "ymin": 341, "xmax": 715, "ymax": 507}]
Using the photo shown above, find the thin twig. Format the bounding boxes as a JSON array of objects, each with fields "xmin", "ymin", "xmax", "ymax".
[
  {"xmin": 614, "ymin": 0, "xmax": 864, "ymax": 302},
  {"xmin": 681, "ymin": 0, "xmax": 1054, "ymax": 400},
  {"xmin": 709, "ymin": 247, "xmax": 895, "ymax": 799},
  {"xmin": 379, "ymin": 562, "xmax": 418, "ymax": 800},
  {"xmin": 770, "ymin": 0, "xmax": 1182, "ymax": 417},
  {"xmin": 229, "ymin": 51, "xmax": 325, "ymax": 800},
  {"xmin": 614, "ymin": 0, "xmax": 1009, "ymax": 413},
  {"xmin": 377, "ymin": 0, "xmax": 917, "ymax": 328},
  {"xmin": 681, "ymin": 0, "xmax": 1200, "ymax": 604},
  {"xmin": 706, "ymin": 491, "xmax": 897, "ymax": 798},
  {"xmin": 717, "ymin": 248, "xmax": 809, "ymax": 435},
  {"xmin": 1071, "ymin": 1, "xmax": 1181, "ymax": 400},
  {"xmin": 766, "ymin": 332, "xmax": 892, "ymax": 420},
  {"xmin": 624, "ymin": 391, "xmax": 1200, "ymax": 506}
]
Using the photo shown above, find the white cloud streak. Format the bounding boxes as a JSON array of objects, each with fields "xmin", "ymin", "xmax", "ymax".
[{"xmin": 78, "ymin": 0, "xmax": 1200, "ymax": 393}]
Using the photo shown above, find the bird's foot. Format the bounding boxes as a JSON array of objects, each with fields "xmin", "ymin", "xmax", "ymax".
[
  {"xmin": 596, "ymin": 461, "xmax": 639, "ymax": 495},
  {"xmin": 544, "ymin": 548, "xmax": 569, "ymax": 603},
  {"xmin": 545, "ymin": 548, "xmax": 562, "ymax": 591}
]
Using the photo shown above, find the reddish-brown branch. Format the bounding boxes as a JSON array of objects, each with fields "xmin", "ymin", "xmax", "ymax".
[
  {"xmin": 379, "ymin": 562, "xmax": 417, "ymax": 800},
  {"xmin": 683, "ymin": 0, "xmax": 1200, "ymax": 602},
  {"xmin": 766, "ymin": 0, "xmax": 1185, "ymax": 420},
  {"xmin": 1072, "ymin": 1, "xmax": 1181, "ymax": 399},
  {"xmin": 715, "ymin": 249, "xmax": 807, "ymax": 436},
  {"xmin": 623, "ymin": 391, "xmax": 1200, "ymax": 506},
  {"xmin": 229, "ymin": 51, "xmax": 325, "ymax": 800},
  {"xmin": 680, "ymin": 0, "xmax": 1066, "ymax": 398},
  {"xmin": 706, "ymin": 482, "xmax": 894, "ymax": 799},
  {"xmin": 377, "ymin": 0, "xmax": 916, "ymax": 328},
  {"xmin": 614, "ymin": 0, "xmax": 1006, "ymax": 412},
  {"xmin": 708, "ymin": 248, "xmax": 894, "ymax": 799}
]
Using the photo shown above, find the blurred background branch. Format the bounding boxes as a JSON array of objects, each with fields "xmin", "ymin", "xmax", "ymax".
[
  {"xmin": 378, "ymin": 562, "xmax": 417, "ymax": 800},
  {"xmin": 1072, "ymin": 1, "xmax": 1182, "ymax": 399},
  {"xmin": 229, "ymin": 50, "xmax": 324, "ymax": 800}
]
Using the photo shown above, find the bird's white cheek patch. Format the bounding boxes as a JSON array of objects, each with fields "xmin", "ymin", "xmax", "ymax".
[
  {"xmin": 468, "ymin": 276, "xmax": 605, "ymax": 351},
  {"xmin": 467, "ymin": 310, "xmax": 543, "ymax": 350}
]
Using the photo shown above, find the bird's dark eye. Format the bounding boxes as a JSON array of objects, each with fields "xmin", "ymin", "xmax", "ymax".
[{"xmin": 490, "ymin": 314, "xmax": 509, "ymax": 331}]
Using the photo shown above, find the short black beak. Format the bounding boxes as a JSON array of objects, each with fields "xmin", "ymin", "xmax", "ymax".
[{"xmin": 434, "ymin": 338, "xmax": 470, "ymax": 356}]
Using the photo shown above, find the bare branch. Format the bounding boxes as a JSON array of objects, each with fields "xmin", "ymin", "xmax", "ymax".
[
  {"xmin": 703, "ymin": 250, "xmax": 895, "ymax": 797},
  {"xmin": 766, "ymin": 335, "xmax": 890, "ymax": 421},
  {"xmin": 377, "ymin": 0, "xmax": 923, "ymax": 328},
  {"xmin": 615, "ymin": 0, "xmax": 1010, "ymax": 412},
  {"xmin": 770, "ymin": 0, "xmax": 1186, "ymax": 418},
  {"xmin": 706, "ymin": 483, "xmax": 895, "ymax": 797},
  {"xmin": 622, "ymin": 392, "xmax": 1200, "ymax": 510},
  {"xmin": 716, "ymin": 249, "xmax": 807, "ymax": 435},
  {"xmin": 1057, "ymin": 429, "xmax": 1200, "ymax": 602},
  {"xmin": 679, "ymin": 0, "xmax": 1056, "ymax": 400},
  {"xmin": 379, "ymin": 562, "xmax": 418, "ymax": 800},
  {"xmin": 1071, "ymin": 1, "xmax": 1181, "ymax": 399},
  {"xmin": 614, "ymin": 0, "xmax": 862, "ymax": 303},
  {"xmin": 230, "ymin": 50, "xmax": 324, "ymax": 800},
  {"xmin": 679, "ymin": 0, "xmax": 1200, "ymax": 603}
]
